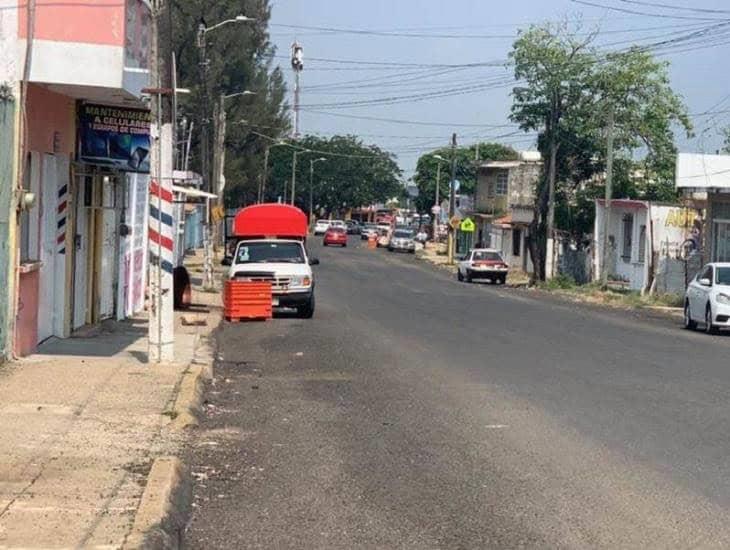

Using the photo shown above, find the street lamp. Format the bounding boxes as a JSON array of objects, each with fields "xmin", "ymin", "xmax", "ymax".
[
  {"xmin": 196, "ymin": 14, "xmax": 256, "ymax": 288},
  {"xmin": 431, "ymin": 154, "xmax": 448, "ymax": 242},
  {"xmin": 309, "ymin": 157, "xmax": 327, "ymax": 225},
  {"xmin": 261, "ymin": 140, "xmax": 288, "ymax": 203},
  {"xmin": 291, "ymin": 149, "xmax": 311, "ymax": 206}
]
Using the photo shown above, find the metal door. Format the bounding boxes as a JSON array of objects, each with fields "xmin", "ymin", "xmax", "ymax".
[
  {"xmin": 73, "ymin": 176, "xmax": 90, "ymax": 330},
  {"xmin": 99, "ymin": 180, "xmax": 118, "ymax": 319},
  {"xmin": 37, "ymin": 155, "xmax": 57, "ymax": 342}
]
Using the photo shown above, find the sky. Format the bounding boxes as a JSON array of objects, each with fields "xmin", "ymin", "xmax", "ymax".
[{"xmin": 267, "ymin": 0, "xmax": 730, "ymax": 180}]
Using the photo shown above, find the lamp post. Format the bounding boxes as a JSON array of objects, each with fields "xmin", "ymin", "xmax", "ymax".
[
  {"xmin": 211, "ymin": 90, "xmax": 256, "ymax": 248},
  {"xmin": 196, "ymin": 14, "xmax": 255, "ymax": 289},
  {"xmin": 291, "ymin": 149, "xmax": 310, "ymax": 206},
  {"xmin": 431, "ymin": 154, "xmax": 447, "ymax": 242},
  {"xmin": 260, "ymin": 139, "xmax": 288, "ymax": 203},
  {"xmin": 309, "ymin": 157, "xmax": 327, "ymax": 225}
]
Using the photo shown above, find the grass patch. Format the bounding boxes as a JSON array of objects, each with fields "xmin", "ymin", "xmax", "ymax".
[{"xmin": 539, "ymin": 278, "xmax": 683, "ymax": 310}]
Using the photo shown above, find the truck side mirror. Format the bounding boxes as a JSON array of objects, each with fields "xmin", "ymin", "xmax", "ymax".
[
  {"xmin": 309, "ymin": 258, "xmax": 320, "ymax": 266},
  {"xmin": 221, "ymin": 257, "xmax": 232, "ymax": 267}
]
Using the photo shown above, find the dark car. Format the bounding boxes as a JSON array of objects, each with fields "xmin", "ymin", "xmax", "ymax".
[{"xmin": 346, "ymin": 220, "xmax": 362, "ymax": 235}]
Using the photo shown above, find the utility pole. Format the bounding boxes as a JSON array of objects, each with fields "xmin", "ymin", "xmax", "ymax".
[
  {"xmin": 196, "ymin": 22, "xmax": 214, "ymax": 288},
  {"xmin": 291, "ymin": 41, "xmax": 303, "ymax": 139},
  {"xmin": 434, "ymin": 161, "xmax": 441, "ymax": 240},
  {"xmin": 147, "ymin": 0, "xmax": 175, "ymax": 363},
  {"xmin": 309, "ymin": 157, "xmax": 326, "ymax": 226},
  {"xmin": 211, "ymin": 94, "xmax": 226, "ymax": 250},
  {"xmin": 262, "ymin": 145, "xmax": 270, "ymax": 202},
  {"xmin": 601, "ymin": 106, "xmax": 616, "ymax": 289},
  {"xmin": 447, "ymin": 133, "xmax": 457, "ymax": 264},
  {"xmin": 291, "ymin": 150, "xmax": 298, "ymax": 206},
  {"xmin": 544, "ymin": 92, "xmax": 558, "ymax": 280}
]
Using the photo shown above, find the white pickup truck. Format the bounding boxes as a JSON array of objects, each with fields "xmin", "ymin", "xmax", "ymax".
[{"xmin": 225, "ymin": 204, "xmax": 319, "ymax": 318}]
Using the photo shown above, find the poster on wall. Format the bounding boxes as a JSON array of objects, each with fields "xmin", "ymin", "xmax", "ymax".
[{"xmin": 78, "ymin": 103, "xmax": 151, "ymax": 173}]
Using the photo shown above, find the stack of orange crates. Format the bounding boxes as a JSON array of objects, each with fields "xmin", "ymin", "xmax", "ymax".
[{"xmin": 224, "ymin": 280, "xmax": 273, "ymax": 321}]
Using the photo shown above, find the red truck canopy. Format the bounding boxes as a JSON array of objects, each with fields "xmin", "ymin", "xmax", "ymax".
[{"xmin": 232, "ymin": 203, "xmax": 308, "ymax": 239}]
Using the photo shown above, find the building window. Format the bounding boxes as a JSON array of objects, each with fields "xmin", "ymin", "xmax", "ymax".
[
  {"xmin": 622, "ymin": 213, "xmax": 633, "ymax": 261},
  {"xmin": 512, "ymin": 228, "xmax": 521, "ymax": 257},
  {"xmin": 637, "ymin": 225, "xmax": 646, "ymax": 263},
  {"xmin": 495, "ymin": 171, "xmax": 508, "ymax": 196}
]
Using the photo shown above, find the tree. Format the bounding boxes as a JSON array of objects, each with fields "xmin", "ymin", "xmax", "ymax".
[
  {"xmin": 510, "ymin": 21, "xmax": 691, "ymax": 281},
  {"xmin": 171, "ymin": 0, "xmax": 290, "ymax": 206},
  {"xmin": 412, "ymin": 143, "xmax": 519, "ymax": 213},
  {"xmin": 263, "ymin": 134, "xmax": 402, "ymax": 216}
]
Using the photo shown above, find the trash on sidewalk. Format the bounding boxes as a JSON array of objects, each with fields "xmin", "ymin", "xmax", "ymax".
[{"xmin": 182, "ymin": 314, "xmax": 208, "ymax": 326}]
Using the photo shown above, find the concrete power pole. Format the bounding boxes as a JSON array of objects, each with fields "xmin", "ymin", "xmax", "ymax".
[
  {"xmin": 147, "ymin": 0, "xmax": 175, "ymax": 363},
  {"xmin": 291, "ymin": 41, "xmax": 303, "ymax": 139},
  {"xmin": 601, "ymin": 106, "xmax": 616, "ymax": 289},
  {"xmin": 545, "ymin": 93, "xmax": 558, "ymax": 280},
  {"xmin": 212, "ymin": 95, "xmax": 226, "ymax": 248},
  {"xmin": 447, "ymin": 133, "xmax": 457, "ymax": 264},
  {"xmin": 434, "ymin": 161, "xmax": 441, "ymax": 240}
]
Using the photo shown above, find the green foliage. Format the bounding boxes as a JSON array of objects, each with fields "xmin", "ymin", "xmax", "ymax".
[
  {"xmin": 412, "ymin": 142, "xmax": 519, "ymax": 213},
  {"xmin": 171, "ymin": 0, "xmax": 290, "ymax": 205},
  {"xmin": 509, "ymin": 21, "xmax": 692, "ymax": 278},
  {"xmin": 262, "ymin": 134, "xmax": 402, "ymax": 215}
]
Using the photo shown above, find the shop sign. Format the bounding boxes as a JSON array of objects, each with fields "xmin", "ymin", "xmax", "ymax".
[{"xmin": 78, "ymin": 103, "xmax": 151, "ymax": 173}]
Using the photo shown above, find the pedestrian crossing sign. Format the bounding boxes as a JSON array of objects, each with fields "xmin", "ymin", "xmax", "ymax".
[{"xmin": 460, "ymin": 217, "xmax": 475, "ymax": 232}]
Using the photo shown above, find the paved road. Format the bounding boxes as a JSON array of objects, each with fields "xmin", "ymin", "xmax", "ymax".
[{"xmin": 184, "ymin": 236, "xmax": 730, "ymax": 549}]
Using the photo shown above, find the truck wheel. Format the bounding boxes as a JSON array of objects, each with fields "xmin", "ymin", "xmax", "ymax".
[
  {"xmin": 457, "ymin": 270, "xmax": 464, "ymax": 282},
  {"xmin": 298, "ymin": 295, "xmax": 315, "ymax": 319}
]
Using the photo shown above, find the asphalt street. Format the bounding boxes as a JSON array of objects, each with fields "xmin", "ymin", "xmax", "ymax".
[{"xmin": 184, "ymin": 236, "xmax": 730, "ymax": 549}]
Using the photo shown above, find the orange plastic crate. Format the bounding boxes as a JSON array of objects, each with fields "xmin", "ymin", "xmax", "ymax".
[{"xmin": 224, "ymin": 281, "xmax": 273, "ymax": 320}]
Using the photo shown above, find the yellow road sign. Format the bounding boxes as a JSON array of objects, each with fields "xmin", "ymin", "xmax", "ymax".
[{"xmin": 460, "ymin": 217, "xmax": 475, "ymax": 232}]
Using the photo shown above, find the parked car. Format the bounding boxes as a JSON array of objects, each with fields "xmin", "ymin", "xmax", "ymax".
[
  {"xmin": 346, "ymin": 220, "xmax": 361, "ymax": 235},
  {"xmin": 457, "ymin": 248, "xmax": 509, "ymax": 284},
  {"xmin": 313, "ymin": 219, "xmax": 330, "ymax": 235},
  {"xmin": 388, "ymin": 229, "xmax": 416, "ymax": 253},
  {"xmin": 323, "ymin": 226, "xmax": 348, "ymax": 247},
  {"xmin": 684, "ymin": 262, "xmax": 730, "ymax": 334},
  {"xmin": 377, "ymin": 227, "xmax": 391, "ymax": 248},
  {"xmin": 361, "ymin": 223, "xmax": 378, "ymax": 240}
]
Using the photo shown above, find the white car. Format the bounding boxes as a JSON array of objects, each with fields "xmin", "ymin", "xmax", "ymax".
[
  {"xmin": 457, "ymin": 248, "xmax": 509, "ymax": 284},
  {"xmin": 684, "ymin": 262, "xmax": 730, "ymax": 334},
  {"xmin": 313, "ymin": 219, "xmax": 330, "ymax": 235},
  {"xmin": 329, "ymin": 220, "xmax": 346, "ymax": 230}
]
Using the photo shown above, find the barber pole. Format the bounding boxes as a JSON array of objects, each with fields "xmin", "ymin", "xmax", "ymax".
[{"xmin": 56, "ymin": 183, "xmax": 68, "ymax": 255}]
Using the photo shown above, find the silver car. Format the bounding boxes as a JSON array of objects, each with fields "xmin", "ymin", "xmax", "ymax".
[{"xmin": 388, "ymin": 229, "xmax": 416, "ymax": 253}]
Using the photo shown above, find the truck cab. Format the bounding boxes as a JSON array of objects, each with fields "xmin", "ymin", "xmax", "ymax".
[{"xmin": 227, "ymin": 204, "xmax": 318, "ymax": 318}]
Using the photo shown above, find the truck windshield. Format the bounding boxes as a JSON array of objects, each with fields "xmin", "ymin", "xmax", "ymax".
[{"xmin": 236, "ymin": 242, "xmax": 305, "ymax": 264}]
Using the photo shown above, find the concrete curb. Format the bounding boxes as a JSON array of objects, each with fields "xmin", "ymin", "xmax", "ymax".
[
  {"xmin": 169, "ymin": 363, "xmax": 206, "ymax": 431},
  {"xmin": 123, "ymin": 457, "xmax": 191, "ymax": 550}
]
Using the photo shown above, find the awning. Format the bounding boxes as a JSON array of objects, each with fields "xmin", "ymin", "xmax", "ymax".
[{"xmin": 172, "ymin": 185, "xmax": 217, "ymax": 199}]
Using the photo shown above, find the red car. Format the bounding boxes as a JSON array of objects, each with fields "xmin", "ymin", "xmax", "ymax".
[{"xmin": 323, "ymin": 227, "xmax": 348, "ymax": 247}]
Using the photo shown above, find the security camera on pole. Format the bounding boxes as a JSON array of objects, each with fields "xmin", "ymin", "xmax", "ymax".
[{"xmin": 291, "ymin": 41, "xmax": 303, "ymax": 139}]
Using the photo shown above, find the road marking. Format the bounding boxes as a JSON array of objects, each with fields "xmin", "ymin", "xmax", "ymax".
[{"xmin": 484, "ymin": 424, "xmax": 508, "ymax": 429}]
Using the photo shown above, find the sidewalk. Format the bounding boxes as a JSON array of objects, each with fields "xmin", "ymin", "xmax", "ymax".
[{"xmin": 0, "ymin": 286, "xmax": 220, "ymax": 548}]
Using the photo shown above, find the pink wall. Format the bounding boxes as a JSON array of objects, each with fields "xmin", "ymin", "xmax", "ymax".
[
  {"xmin": 18, "ymin": 0, "xmax": 125, "ymax": 46},
  {"xmin": 15, "ymin": 270, "xmax": 39, "ymax": 357},
  {"xmin": 27, "ymin": 85, "xmax": 75, "ymax": 155}
]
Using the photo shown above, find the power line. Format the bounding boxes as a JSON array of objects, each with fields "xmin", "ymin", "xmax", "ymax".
[
  {"xmin": 571, "ymin": 0, "xmax": 728, "ymax": 21},
  {"xmin": 299, "ymin": 110, "xmax": 518, "ymax": 128},
  {"xmin": 615, "ymin": 0, "xmax": 730, "ymax": 16}
]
